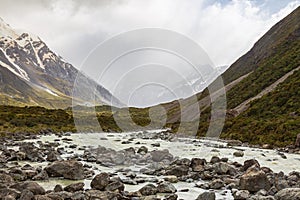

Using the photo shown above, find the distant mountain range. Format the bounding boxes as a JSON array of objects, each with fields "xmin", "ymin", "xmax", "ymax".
[{"xmin": 0, "ymin": 17, "xmax": 123, "ymax": 108}]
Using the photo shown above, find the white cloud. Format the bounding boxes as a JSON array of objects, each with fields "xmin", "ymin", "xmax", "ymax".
[{"xmin": 1, "ymin": 0, "xmax": 299, "ymax": 67}]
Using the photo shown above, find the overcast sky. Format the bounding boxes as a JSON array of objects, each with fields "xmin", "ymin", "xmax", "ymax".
[
  {"xmin": 0, "ymin": 0, "xmax": 299, "ymax": 67},
  {"xmin": 0, "ymin": 0, "xmax": 299, "ymax": 106}
]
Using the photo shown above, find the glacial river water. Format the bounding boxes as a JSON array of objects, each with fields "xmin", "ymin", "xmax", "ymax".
[{"xmin": 18, "ymin": 130, "xmax": 300, "ymax": 199}]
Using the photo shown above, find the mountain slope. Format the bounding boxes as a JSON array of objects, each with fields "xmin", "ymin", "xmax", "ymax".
[
  {"xmin": 160, "ymin": 6, "xmax": 300, "ymax": 147},
  {"xmin": 0, "ymin": 17, "xmax": 123, "ymax": 108}
]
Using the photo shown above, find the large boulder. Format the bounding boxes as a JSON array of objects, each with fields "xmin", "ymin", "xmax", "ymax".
[
  {"xmin": 239, "ymin": 167, "xmax": 271, "ymax": 193},
  {"xmin": 275, "ymin": 188, "xmax": 300, "ymax": 200},
  {"xmin": 150, "ymin": 149, "xmax": 173, "ymax": 162},
  {"xmin": 90, "ymin": 173, "xmax": 110, "ymax": 190},
  {"xmin": 45, "ymin": 160, "xmax": 84, "ymax": 180},
  {"xmin": 10, "ymin": 181, "xmax": 45, "ymax": 195}
]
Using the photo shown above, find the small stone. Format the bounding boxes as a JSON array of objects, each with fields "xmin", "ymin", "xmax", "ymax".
[
  {"xmin": 233, "ymin": 190, "xmax": 250, "ymax": 200},
  {"xmin": 233, "ymin": 151, "xmax": 244, "ymax": 157}
]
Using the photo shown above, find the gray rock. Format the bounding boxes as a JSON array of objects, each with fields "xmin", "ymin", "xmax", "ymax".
[
  {"xmin": 19, "ymin": 189, "xmax": 34, "ymax": 200},
  {"xmin": 150, "ymin": 149, "xmax": 173, "ymax": 162},
  {"xmin": 165, "ymin": 165, "xmax": 189, "ymax": 177},
  {"xmin": 32, "ymin": 170, "xmax": 48, "ymax": 181},
  {"xmin": 190, "ymin": 158, "xmax": 206, "ymax": 172},
  {"xmin": 105, "ymin": 181, "xmax": 124, "ymax": 192},
  {"xmin": 114, "ymin": 153, "xmax": 125, "ymax": 165},
  {"xmin": 91, "ymin": 173, "xmax": 110, "ymax": 190},
  {"xmin": 10, "ymin": 181, "xmax": 45, "ymax": 195},
  {"xmin": 0, "ymin": 188, "xmax": 20, "ymax": 199},
  {"xmin": 137, "ymin": 146, "xmax": 148, "ymax": 154},
  {"xmin": 233, "ymin": 190, "xmax": 250, "ymax": 200},
  {"xmin": 139, "ymin": 184, "xmax": 157, "ymax": 196},
  {"xmin": 233, "ymin": 151, "xmax": 244, "ymax": 157},
  {"xmin": 196, "ymin": 191, "xmax": 216, "ymax": 200},
  {"xmin": 275, "ymin": 188, "xmax": 300, "ymax": 200},
  {"xmin": 214, "ymin": 162, "xmax": 236, "ymax": 175},
  {"xmin": 46, "ymin": 151, "xmax": 58, "ymax": 162},
  {"xmin": 157, "ymin": 182, "xmax": 177, "ymax": 193},
  {"xmin": 64, "ymin": 182, "xmax": 84, "ymax": 192},
  {"xmin": 164, "ymin": 193, "xmax": 178, "ymax": 200},
  {"xmin": 209, "ymin": 179, "xmax": 224, "ymax": 189},
  {"xmin": 45, "ymin": 160, "xmax": 84, "ymax": 180},
  {"xmin": 243, "ymin": 159, "xmax": 260, "ymax": 171},
  {"xmin": 239, "ymin": 167, "xmax": 271, "ymax": 192},
  {"xmin": 54, "ymin": 184, "xmax": 63, "ymax": 192}
]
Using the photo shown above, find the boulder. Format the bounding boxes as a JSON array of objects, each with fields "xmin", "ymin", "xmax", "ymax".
[
  {"xmin": 0, "ymin": 173, "xmax": 14, "ymax": 185},
  {"xmin": 19, "ymin": 189, "xmax": 34, "ymax": 200},
  {"xmin": 45, "ymin": 160, "xmax": 84, "ymax": 180},
  {"xmin": 165, "ymin": 165, "xmax": 189, "ymax": 177},
  {"xmin": 164, "ymin": 194, "xmax": 178, "ymax": 200},
  {"xmin": 10, "ymin": 181, "xmax": 45, "ymax": 195},
  {"xmin": 243, "ymin": 159, "xmax": 260, "ymax": 171},
  {"xmin": 275, "ymin": 188, "xmax": 300, "ymax": 200},
  {"xmin": 239, "ymin": 167, "xmax": 271, "ymax": 192},
  {"xmin": 91, "ymin": 173, "xmax": 110, "ymax": 190},
  {"xmin": 54, "ymin": 184, "xmax": 63, "ymax": 192},
  {"xmin": 46, "ymin": 151, "xmax": 58, "ymax": 162},
  {"xmin": 139, "ymin": 184, "xmax": 157, "ymax": 196},
  {"xmin": 64, "ymin": 182, "xmax": 84, "ymax": 192},
  {"xmin": 0, "ymin": 188, "xmax": 20, "ymax": 199},
  {"xmin": 190, "ymin": 158, "xmax": 206, "ymax": 172},
  {"xmin": 85, "ymin": 190, "xmax": 120, "ymax": 199},
  {"xmin": 105, "ymin": 181, "xmax": 124, "ymax": 192},
  {"xmin": 157, "ymin": 182, "xmax": 177, "ymax": 193},
  {"xmin": 32, "ymin": 170, "xmax": 49, "ymax": 181},
  {"xmin": 233, "ymin": 190, "xmax": 250, "ymax": 200},
  {"xmin": 209, "ymin": 179, "xmax": 224, "ymax": 189},
  {"xmin": 233, "ymin": 151, "xmax": 244, "ymax": 157},
  {"xmin": 196, "ymin": 191, "xmax": 216, "ymax": 200},
  {"xmin": 210, "ymin": 156, "xmax": 221, "ymax": 164},
  {"xmin": 150, "ymin": 149, "xmax": 173, "ymax": 162},
  {"xmin": 213, "ymin": 162, "xmax": 236, "ymax": 175}
]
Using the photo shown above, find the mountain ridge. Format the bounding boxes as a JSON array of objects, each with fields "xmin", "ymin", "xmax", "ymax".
[
  {"xmin": 0, "ymin": 18, "xmax": 123, "ymax": 108},
  {"xmin": 159, "ymin": 6, "xmax": 300, "ymax": 147}
]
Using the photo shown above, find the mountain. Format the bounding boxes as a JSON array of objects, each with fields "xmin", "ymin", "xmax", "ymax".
[
  {"xmin": 160, "ymin": 6, "xmax": 300, "ymax": 147},
  {"xmin": 148, "ymin": 65, "xmax": 228, "ymax": 108},
  {"xmin": 0, "ymin": 17, "xmax": 123, "ymax": 108}
]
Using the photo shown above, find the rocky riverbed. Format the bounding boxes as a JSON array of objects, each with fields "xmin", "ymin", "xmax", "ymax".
[{"xmin": 0, "ymin": 130, "xmax": 300, "ymax": 199}]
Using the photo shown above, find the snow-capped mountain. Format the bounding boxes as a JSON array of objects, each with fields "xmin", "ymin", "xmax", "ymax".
[
  {"xmin": 0, "ymin": 17, "xmax": 123, "ymax": 108},
  {"xmin": 151, "ymin": 65, "xmax": 228, "ymax": 106}
]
